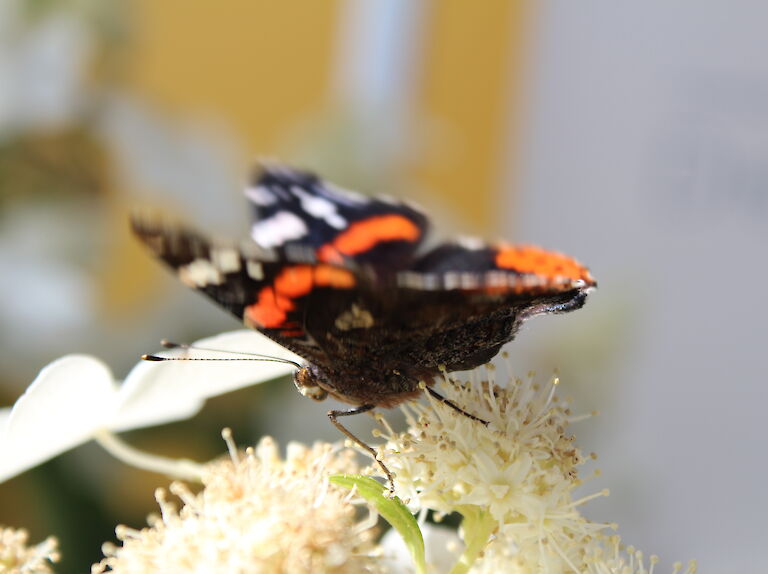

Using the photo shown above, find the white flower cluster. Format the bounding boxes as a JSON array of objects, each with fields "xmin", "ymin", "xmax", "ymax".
[
  {"xmin": 374, "ymin": 366, "xmax": 695, "ymax": 573},
  {"xmin": 93, "ymin": 436, "xmax": 384, "ymax": 574},
  {"xmin": 0, "ymin": 526, "xmax": 59, "ymax": 574}
]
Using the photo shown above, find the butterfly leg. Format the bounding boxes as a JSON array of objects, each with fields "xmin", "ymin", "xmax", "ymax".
[
  {"xmin": 328, "ymin": 405, "xmax": 395, "ymax": 491},
  {"xmin": 426, "ymin": 387, "xmax": 489, "ymax": 426}
]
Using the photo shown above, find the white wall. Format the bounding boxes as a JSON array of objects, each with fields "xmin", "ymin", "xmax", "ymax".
[{"xmin": 508, "ymin": 2, "xmax": 768, "ymax": 570}]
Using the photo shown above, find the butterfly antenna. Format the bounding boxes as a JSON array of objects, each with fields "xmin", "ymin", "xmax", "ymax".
[{"xmin": 142, "ymin": 340, "xmax": 302, "ymax": 370}]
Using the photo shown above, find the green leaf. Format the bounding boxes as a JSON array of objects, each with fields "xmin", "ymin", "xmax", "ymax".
[
  {"xmin": 330, "ymin": 474, "xmax": 427, "ymax": 574},
  {"xmin": 449, "ymin": 506, "xmax": 497, "ymax": 574}
]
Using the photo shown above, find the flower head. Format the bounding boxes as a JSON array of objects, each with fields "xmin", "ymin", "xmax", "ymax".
[
  {"xmin": 373, "ymin": 366, "xmax": 697, "ymax": 573},
  {"xmin": 384, "ymin": 371, "xmax": 597, "ymax": 511},
  {"xmin": 376, "ymin": 367, "xmax": 607, "ymax": 570},
  {"xmin": 93, "ymin": 435, "xmax": 384, "ymax": 574},
  {"xmin": 582, "ymin": 536, "xmax": 698, "ymax": 574},
  {"xmin": 0, "ymin": 527, "xmax": 59, "ymax": 574}
]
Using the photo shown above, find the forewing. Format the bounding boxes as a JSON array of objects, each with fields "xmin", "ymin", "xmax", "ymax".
[
  {"xmin": 246, "ymin": 163, "xmax": 429, "ymax": 269},
  {"xmin": 131, "ymin": 216, "xmax": 361, "ymax": 365}
]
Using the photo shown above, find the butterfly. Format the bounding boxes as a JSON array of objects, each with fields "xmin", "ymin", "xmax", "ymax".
[{"xmin": 132, "ymin": 163, "xmax": 596, "ymax": 482}]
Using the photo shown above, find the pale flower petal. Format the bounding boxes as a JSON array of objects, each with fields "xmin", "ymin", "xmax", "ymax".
[
  {"xmin": 0, "ymin": 330, "xmax": 300, "ymax": 482},
  {"xmin": 0, "ymin": 355, "xmax": 118, "ymax": 482},
  {"xmin": 380, "ymin": 523, "xmax": 463, "ymax": 574},
  {"xmin": 111, "ymin": 330, "xmax": 298, "ymax": 431}
]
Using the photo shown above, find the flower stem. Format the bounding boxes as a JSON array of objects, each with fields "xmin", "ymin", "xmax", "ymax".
[
  {"xmin": 93, "ymin": 429, "xmax": 205, "ymax": 481},
  {"xmin": 449, "ymin": 506, "xmax": 497, "ymax": 574}
]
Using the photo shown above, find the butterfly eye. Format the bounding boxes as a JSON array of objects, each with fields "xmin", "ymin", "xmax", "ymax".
[{"xmin": 293, "ymin": 367, "xmax": 328, "ymax": 401}]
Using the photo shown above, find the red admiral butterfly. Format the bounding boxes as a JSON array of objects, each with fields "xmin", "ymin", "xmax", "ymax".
[{"xmin": 132, "ymin": 163, "xmax": 595, "ymax": 481}]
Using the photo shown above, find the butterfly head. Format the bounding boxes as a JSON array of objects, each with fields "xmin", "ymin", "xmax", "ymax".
[{"xmin": 293, "ymin": 364, "xmax": 330, "ymax": 402}]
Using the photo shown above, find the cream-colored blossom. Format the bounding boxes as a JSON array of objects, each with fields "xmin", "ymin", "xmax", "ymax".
[
  {"xmin": 0, "ymin": 527, "xmax": 59, "ymax": 574},
  {"xmin": 582, "ymin": 535, "xmax": 697, "ymax": 574},
  {"xmin": 377, "ymin": 368, "xmax": 605, "ymax": 567},
  {"xmin": 93, "ymin": 436, "xmax": 383, "ymax": 574},
  {"xmin": 375, "ymin": 367, "xmax": 600, "ymax": 571},
  {"xmin": 375, "ymin": 367, "xmax": 693, "ymax": 573},
  {"xmin": 469, "ymin": 532, "xmax": 698, "ymax": 574}
]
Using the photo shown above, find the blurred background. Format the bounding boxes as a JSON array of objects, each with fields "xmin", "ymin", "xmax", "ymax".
[{"xmin": 1, "ymin": 1, "xmax": 766, "ymax": 571}]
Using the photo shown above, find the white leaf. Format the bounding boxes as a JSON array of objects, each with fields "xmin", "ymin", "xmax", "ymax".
[
  {"xmin": 0, "ymin": 330, "xmax": 301, "ymax": 482},
  {"xmin": 111, "ymin": 330, "xmax": 298, "ymax": 431},
  {"xmin": 0, "ymin": 408, "xmax": 10, "ymax": 434},
  {"xmin": 0, "ymin": 355, "xmax": 118, "ymax": 482}
]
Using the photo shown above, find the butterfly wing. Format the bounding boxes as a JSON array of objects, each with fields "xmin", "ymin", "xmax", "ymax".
[
  {"xmin": 132, "ymin": 163, "xmax": 596, "ymax": 406},
  {"xmin": 302, "ymin": 240, "xmax": 596, "ymax": 374},
  {"xmin": 408, "ymin": 240, "xmax": 595, "ymax": 301},
  {"xmin": 130, "ymin": 216, "xmax": 363, "ymax": 367},
  {"xmin": 246, "ymin": 164, "xmax": 430, "ymax": 269},
  {"xmin": 131, "ymin": 156, "xmax": 433, "ymax": 373},
  {"xmin": 401, "ymin": 239, "xmax": 596, "ymax": 328}
]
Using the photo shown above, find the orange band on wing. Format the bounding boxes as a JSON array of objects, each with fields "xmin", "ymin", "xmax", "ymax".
[
  {"xmin": 314, "ymin": 264, "xmax": 357, "ymax": 288},
  {"xmin": 317, "ymin": 214, "xmax": 421, "ymax": 263},
  {"xmin": 245, "ymin": 265, "xmax": 356, "ymax": 329},
  {"xmin": 495, "ymin": 245, "xmax": 595, "ymax": 285},
  {"xmin": 274, "ymin": 266, "xmax": 314, "ymax": 298}
]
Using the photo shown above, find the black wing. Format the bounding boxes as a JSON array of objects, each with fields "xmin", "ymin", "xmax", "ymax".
[
  {"xmin": 246, "ymin": 163, "xmax": 430, "ymax": 269},
  {"xmin": 131, "ymin": 216, "xmax": 364, "ymax": 367},
  {"xmin": 299, "ymin": 240, "xmax": 596, "ymax": 374}
]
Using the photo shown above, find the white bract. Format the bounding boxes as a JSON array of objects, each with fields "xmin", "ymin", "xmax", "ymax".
[
  {"xmin": 379, "ymin": 523, "xmax": 463, "ymax": 574},
  {"xmin": 0, "ymin": 330, "xmax": 298, "ymax": 483}
]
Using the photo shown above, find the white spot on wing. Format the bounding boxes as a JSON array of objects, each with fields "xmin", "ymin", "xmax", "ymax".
[
  {"xmin": 398, "ymin": 272, "xmax": 441, "ymax": 290},
  {"xmin": 334, "ymin": 304, "xmax": 375, "ymax": 330},
  {"xmin": 246, "ymin": 260, "xmax": 264, "ymax": 280},
  {"xmin": 211, "ymin": 248, "xmax": 241, "ymax": 273},
  {"xmin": 290, "ymin": 186, "xmax": 347, "ymax": 229},
  {"xmin": 245, "ymin": 185, "xmax": 277, "ymax": 206},
  {"xmin": 523, "ymin": 274, "xmax": 544, "ymax": 288},
  {"xmin": 179, "ymin": 259, "xmax": 224, "ymax": 287},
  {"xmin": 455, "ymin": 236, "xmax": 487, "ymax": 250},
  {"xmin": 251, "ymin": 211, "xmax": 308, "ymax": 248}
]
